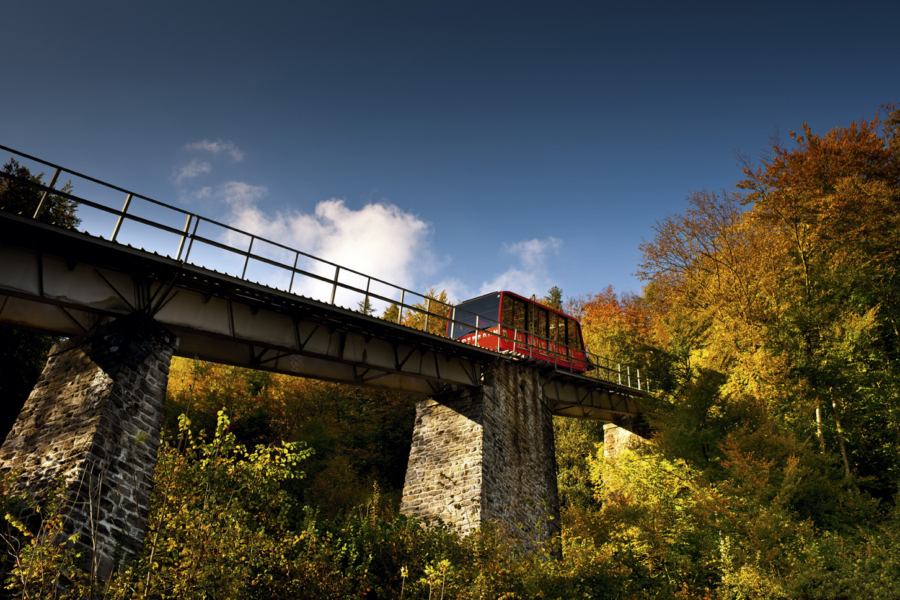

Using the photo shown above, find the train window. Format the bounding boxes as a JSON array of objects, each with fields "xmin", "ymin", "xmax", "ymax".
[
  {"xmin": 449, "ymin": 293, "xmax": 501, "ymax": 339},
  {"xmin": 567, "ymin": 318, "xmax": 578, "ymax": 349},
  {"xmin": 502, "ymin": 295, "xmax": 529, "ymax": 331},
  {"xmin": 517, "ymin": 301, "xmax": 529, "ymax": 332},
  {"xmin": 549, "ymin": 312, "xmax": 561, "ymax": 344},
  {"xmin": 502, "ymin": 297, "xmax": 513, "ymax": 326},
  {"xmin": 533, "ymin": 306, "xmax": 548, "ymax": 340}
]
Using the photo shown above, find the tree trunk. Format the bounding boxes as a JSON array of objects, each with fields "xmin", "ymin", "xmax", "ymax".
[
  {"xmin": 815, "ymin": 401, "xmax": 825, "ymax": 452},
  {"xmin": 831, "ymin": 392, "xmax": 851, "ymax": 478}
]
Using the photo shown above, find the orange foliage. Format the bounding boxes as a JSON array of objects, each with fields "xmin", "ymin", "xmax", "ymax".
[
  {"xmin": 739, "ymin": 104, "xmax": 900, "ymax": 266},
  {"xmin": 568, "ymin": 286, "xmax": 655, "ymax": 360}
]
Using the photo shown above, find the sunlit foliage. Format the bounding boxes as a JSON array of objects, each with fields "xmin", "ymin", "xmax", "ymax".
[{"xmin": 3, "ymin": 107, "xmax": 900, "ymax": 598}]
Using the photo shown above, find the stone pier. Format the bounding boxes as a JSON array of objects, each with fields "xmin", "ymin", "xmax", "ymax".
[
  {"xmin": 400, "ymin": 361, "xmax": 560, "ymax": 549},
  {"xmin": 0, "ymin": 313, "xmax": 176, "ymax": 578},
  {"xmin": 602, "ymin": 423, "xmax": 643, "ymax": 458}
]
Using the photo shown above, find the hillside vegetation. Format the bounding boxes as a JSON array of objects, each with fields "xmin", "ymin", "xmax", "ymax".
[{"xmin": 1, "ymin": 106, "xmax": 899, "ymax": 598}]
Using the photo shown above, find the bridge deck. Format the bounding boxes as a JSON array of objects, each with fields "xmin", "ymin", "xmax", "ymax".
[
  {"xmin": 0, "ymin": 212, "xmax": 643, "ymax": 424},
  {"xmin": 0, "ymin": 144, "xmax": 645, "ymax": 426}
]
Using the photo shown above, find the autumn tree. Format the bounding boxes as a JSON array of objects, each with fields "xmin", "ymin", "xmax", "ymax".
[
  {"xmin": 569, "ymin": 286, "xmax": 654, "ymax": 375},
  {"xmin": 399, "ymin": 286, "xmax": 451, "ymax": 336},
  {"xmin": 165, "ymin": 358, "xmax": 418, "ymax": 513},
  {"xmin": 736, "ymin": 106, "xmax": 900, "ymax": 482},
  {"xmin": 636, "ymin": 106, "xmax": 900, "ymax": 492}
]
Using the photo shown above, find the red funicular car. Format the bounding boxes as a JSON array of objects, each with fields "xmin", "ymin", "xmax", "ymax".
[{"xmin": 446, "ymin": 291, "xmax": 589, "ymax": 372}]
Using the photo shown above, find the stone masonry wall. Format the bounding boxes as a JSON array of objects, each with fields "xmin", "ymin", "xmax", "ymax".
[
  {"xmin": 603, "ymin": 423, "xmax": 643, "ymax": 459},
  {"xmin": 400, "ymin": 387, "xmax": 485, "ymax": 535},
  {"xmin": 0, "ymin": 313, "xmax": 176, "ymax": 578},
  {"xmin": 400, "ymin": 361, "xmax": 559, "ymax": 549},
  {"xmin": 482, "ymin": 361, "xmax": 559, "ymax": 546}
]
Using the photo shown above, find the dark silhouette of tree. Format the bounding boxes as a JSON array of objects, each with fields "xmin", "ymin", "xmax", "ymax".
[
  {"xmin": 1, "ymin": 158, "xmax": 79, "ymax": 228},
  {"xmin": 0, "ymin": 159, "xmax": 80, "ymax": 442}
]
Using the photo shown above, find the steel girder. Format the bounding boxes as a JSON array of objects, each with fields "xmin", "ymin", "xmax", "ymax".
[
  {"xmin": 540, "ymin": 373, "xmax": 643, "ymax": 425},
  {"xmin": 0, "ymin": 212, "xmax": 645, "ymax": 422},
  {"xmin": 0, "ymin": 215, "xmax": 487, "ymax": 396}
]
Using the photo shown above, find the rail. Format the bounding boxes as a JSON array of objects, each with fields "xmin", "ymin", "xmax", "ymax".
[{"xmin": 0, "ymin": 144, "xmax": 650, "ymax": 393}]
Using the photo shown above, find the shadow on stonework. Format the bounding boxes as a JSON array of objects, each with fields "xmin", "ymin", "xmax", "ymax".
[{"xmin": 487, "ymin": 496, "xmax": 562, "ymax": 560}]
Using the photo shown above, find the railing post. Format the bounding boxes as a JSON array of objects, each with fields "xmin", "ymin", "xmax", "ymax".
[
  {"xmin": 330, "ymin": 266, "xmax": 340, "ymax": 304},
  {"xmin": 175, "ymin": 214, "xmax": 193, "ymax": 261},
  {"xmin": 32, "ymin": 168, "xmax": 61, "ymax": 220},
  {"xmin": 423, "ymin": 297, "xmax": 431, "ymax": 333},
  {"xmin": 637, "ymin": 369, "xmax": 641, "ymax": 391},
  {"xmin": 288, "ymin": 251, "xmax": 299, "ymax": 293},
  {"xmin": 450, "ymin": 307, "xmax": 456, "ymax": 338},
  {"xmin": 110, "ymin": 193, "xmax": 133, "ymax": 242},
  {"xmin": 618, "ymin": 363, "xmax": 621, "ymax": 385},
  {"xmin": 397, "ymin": 290, "xmax": 405, "ymax": 323},
  {"xmin": 627, "ymin": 366, "xmax": 631, "ymax": 388},
  {"xmin": 364, "ymin": 278, "xmax": 372, "ymax": 315},
  {"xmin": 242, "ymin": 236, "xmax": 256, "ymax": 279},
  {"xmin": 183, "ymin": 217, "xmax": 200, "ymax": 264},
  {"xmin": 474, "ymin": 315, "xmax": 479, "ymax": 345}
]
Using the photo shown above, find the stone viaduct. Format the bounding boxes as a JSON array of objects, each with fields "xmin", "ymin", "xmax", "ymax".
[{"xmin": 0, "ymin": 147, "xmax": 646, "ymax": 575}]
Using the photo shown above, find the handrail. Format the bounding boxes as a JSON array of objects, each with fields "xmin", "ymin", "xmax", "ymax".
[{"xmin": 0, "ymin": 145, "xmax": 650, "ymax": 393}]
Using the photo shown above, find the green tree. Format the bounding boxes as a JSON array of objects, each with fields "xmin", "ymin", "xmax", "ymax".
[
  {"xmin": 129, "ymin": 411, "xmax": 341, "ymax": 599},
  {"xmin": 1, "ymin": 158, "xmax": 79, "ymax": 228},
  {"xmin": 553, "ymin": 417, "xmax": 605, "ymax": 513},
  {"xmin": 542, "ymin": 286, "xmax": 564, "ymax": 310},
  {"xmin": 164, "ymin": 358, "xmax": 418, "ymax": 513},
  {"xmin": 382, "ymin": 302, "xmax": 400, "ymax": 323},
  {"xmin": 357, "ymin": 297, "xmax": 376, "ymax": 315}
]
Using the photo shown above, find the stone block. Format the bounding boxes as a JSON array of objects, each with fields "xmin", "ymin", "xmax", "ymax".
[
  {"xmin": 400, "ymin": 362, "xmax": 559, "ymax": 550},
  {"xmin": 0, "ymin": 313, "xmax": 176, "ymax": 578}
]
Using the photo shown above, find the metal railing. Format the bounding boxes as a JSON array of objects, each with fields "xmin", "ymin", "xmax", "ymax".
[{"xmin": 0, "ymin": 144, "xmax": 650, "ymax": 393}]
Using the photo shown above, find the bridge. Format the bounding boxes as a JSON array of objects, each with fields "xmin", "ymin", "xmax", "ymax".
[{"xmin": 0, "ymin": 145, "xmax": 647, "ymax": 573}]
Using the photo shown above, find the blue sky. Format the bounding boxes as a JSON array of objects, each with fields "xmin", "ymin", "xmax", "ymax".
[{"xmin": 3, "ymin": 1, "xmax": 898, "ymax": 309}]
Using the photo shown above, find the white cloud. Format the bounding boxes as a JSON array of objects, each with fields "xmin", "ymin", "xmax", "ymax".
[
  {"xmin": 220, "ymin": 181, "xmax": 269, "ymax": 213},
  {"xmin": 433, "ymin": 277, "xmax": 470, "ymax": 305},
  {"xmin": 192, "ymin": 186, "xmax": 212, "ymax": 200},
  {"xmin": 173, "ymin": 159, "xmax": 212, "ymax": 184},
  {"xmin": 217, "ymin": 183, "xmax": 436, "ymax": 305},
  {"xmin": 185, "ymin": 139, "xmax": 244, "ymax": 162},
  {"xmin": 477, "ymin": 237, "xmax": 562, "ymax": 298},
  {"xmin": 505, "ymin": 238, "xmax": 562, "ymax": 270},
  {"xmin": 174, "ymin": 140, "xmax": 244, "ymax": 194}
]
